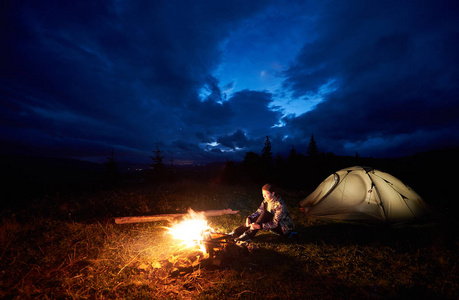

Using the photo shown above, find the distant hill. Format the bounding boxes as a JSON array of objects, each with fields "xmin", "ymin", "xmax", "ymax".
[
  {"xmin": 1, "ymin": 155, "xmax": 104, "ymax": 183},
  {"xmin": 1, "ymin": 148, "xmax": 457, "ymax": 213},
  {"xmin": 0, "ymin": 155, "xmax": 106, "ymax": 209}
]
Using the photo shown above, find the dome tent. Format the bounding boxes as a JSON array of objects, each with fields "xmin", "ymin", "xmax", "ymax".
[{"xmin": 299, "ymin": 166, "xmax": 429, "ymax": 224}]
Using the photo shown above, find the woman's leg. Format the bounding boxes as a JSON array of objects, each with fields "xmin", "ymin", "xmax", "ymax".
[
  {"xmin": 254, "ymin": 210, "xmax": 274, "ymax": 225},
  {"xmin": 239, "ymin": 211, "xmax": 275, "ymax": 240},
  {"xmin": 232, "ymin": 224, "xmax": 249, "ymax": 237},
  {"xmin": 231, "ymin": 214, "xmax": 259, "ymax": 237}
]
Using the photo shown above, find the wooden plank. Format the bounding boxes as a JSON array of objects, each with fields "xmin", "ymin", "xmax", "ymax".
[{"xmin": 113, "ymin": 208, "xmax": 239, "ymax": 224}]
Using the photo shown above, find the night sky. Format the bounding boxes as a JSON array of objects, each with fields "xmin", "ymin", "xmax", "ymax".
[{"xmin": 2, "ymin": 1, "xmax": 458, "ymax": 165}]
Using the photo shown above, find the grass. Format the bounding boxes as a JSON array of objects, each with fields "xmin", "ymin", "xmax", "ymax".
[{"xmin": 1, "ymin": 179, "xmax": 458, "ymax": 299}]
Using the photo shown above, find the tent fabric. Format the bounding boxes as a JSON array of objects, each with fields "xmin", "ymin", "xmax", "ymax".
[{"xmin": 299, "ymin": 166, "xmax": 429, "ymax": 224}]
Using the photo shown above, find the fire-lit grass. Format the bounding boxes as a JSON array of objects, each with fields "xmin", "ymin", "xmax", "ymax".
[{"xmin": 1, "ymin": 182, "xmax": 458, "ymax": 299}]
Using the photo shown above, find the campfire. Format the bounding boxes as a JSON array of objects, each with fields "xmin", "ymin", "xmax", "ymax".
[
  {"xmin": 165, "ymin": 209, "xmax": 233, "ymax": 259},
  {"xmin": 114, "ymin": 207, "xmax": 245, "ymax": 276},
  {"xmin": 166, "ymin": 209, "xmax": 212, "ymax": 255}
]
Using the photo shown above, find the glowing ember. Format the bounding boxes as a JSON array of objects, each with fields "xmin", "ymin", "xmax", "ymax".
[{"xmin": 166, "ymin": 209, "xmax": 213, "ymax": 254}]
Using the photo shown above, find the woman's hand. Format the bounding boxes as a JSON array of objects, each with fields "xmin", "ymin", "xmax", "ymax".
[
  {"xmin": 250, "ymin": 223, "xmax": 261, "ymax": 230},
  {"xmin": 245, "ymin": 218, "xmax": 252, "ymax": 227}
]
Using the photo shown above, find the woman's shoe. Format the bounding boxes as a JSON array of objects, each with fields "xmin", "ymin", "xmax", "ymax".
[{"xmin": 235, "ymin": 232, "xmax": 251, "ymax": 242}]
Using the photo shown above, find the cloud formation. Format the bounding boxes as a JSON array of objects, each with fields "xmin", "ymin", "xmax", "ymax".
[
  {"xmin": 1, "ymin": 0, "xmax": 458, "ymax": 164},
  {"xmin": 282, "ymin": 0, "xmax": 459, "ymax": 157}
]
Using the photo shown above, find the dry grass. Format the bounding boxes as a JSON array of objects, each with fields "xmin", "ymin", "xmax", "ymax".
[{"xmin": 1, "ymin": 181, "xmax": 458, "ymax": 299}]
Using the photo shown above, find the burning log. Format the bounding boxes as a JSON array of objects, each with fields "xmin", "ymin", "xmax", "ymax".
[
  {"xmin": 131, "ymin": 208, "xmax": 254, "ymax": 277},
  {"xmin": 113, "ymin": 208, "xmax": 239, "ymax": 224}
]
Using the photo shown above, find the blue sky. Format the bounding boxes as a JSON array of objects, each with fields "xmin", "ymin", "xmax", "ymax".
[{"xmin": 1, "ymin": 0, "xmax": 458, "ymax": 165}]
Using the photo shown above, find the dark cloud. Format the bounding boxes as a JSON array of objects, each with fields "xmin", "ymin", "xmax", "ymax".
[
  {"xmin": 217, "ymin": 129, "xmax": 249, "ymax": 149},
  {"xmin": 283, "ymin": 0, "xmax": 459, "ymax": 157},
  {"xmin": 228, "ymin": 90, "xmax": 282, "ymax": 135},
  {"xmin": 1, "ymin": 0, "xmax": 273, "ymax": 163},
  {"xmin": 1, "ymin": 0, "xmax": 458, "ymax": 164}
]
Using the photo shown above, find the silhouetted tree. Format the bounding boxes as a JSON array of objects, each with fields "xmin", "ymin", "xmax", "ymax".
[
  {"xmin": 222, "ymin": 159, "xmax": 239, "ymax": 184},
  {"xmin": 150, "ymin": 144, "xmax": 165, "ymax": 177},
  {"xmin": 242, "ymin": 151, "xmax": 261, "ymax": 167},
  {"xmin": 287, "ymin": 146, "xmax": 298, "ymax": 164},
  {"xmin": 259, "ymin": 136, "xmax": 275, "ymax": 181},
  {"xmin": 241, "ymin": 151, "xmax": 262, "ymax": 181},
  {"xmin": 283, "ymin": 145, "xmax": 307, "ymax": 187},
  {"xmin": 307, "ymin": 134, "xmax": 319, "ymax": 157},
  {"xmin": 275, "ymin": 153, "xmax": 284, "ymax": 169},
  {"xmin": 261, "ymin": 136, "xmax": 272, "ymax": 164}
]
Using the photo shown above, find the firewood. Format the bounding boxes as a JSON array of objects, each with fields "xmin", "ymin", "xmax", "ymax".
[{"xmin": 113, "ymin": 208, "xmax": 239, "ymax": 224}]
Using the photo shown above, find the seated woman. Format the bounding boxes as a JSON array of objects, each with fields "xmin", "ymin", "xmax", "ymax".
[{"xmin": 231, "ymin": 183, "xmax": 294, "ymax": 242}]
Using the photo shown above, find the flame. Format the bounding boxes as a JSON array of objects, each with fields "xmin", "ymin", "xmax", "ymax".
[{"xmin": 166, "ymin": 209, "xmax": 212, "ymax": 254}]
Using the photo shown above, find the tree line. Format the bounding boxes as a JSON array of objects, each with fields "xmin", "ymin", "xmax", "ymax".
[
  {"xmin": 105, "ymin": 134, "xmax": 362, "ymax": 189},
  {"xmin": 221, "ymin": 134, "xmax": 340, "ymax": 188}
]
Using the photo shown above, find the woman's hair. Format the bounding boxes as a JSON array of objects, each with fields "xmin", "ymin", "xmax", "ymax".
[{"xmin": 262, "ymin": 183, "xmax": 276, "ymax": 194}]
